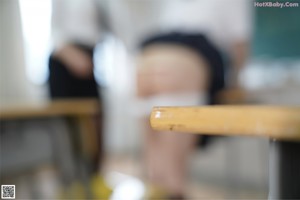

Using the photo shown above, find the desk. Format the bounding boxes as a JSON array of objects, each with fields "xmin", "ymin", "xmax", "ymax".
[
  {"xmin": 0, "ymin": 98, "xmax": 100, "ymax": 158},
  {"xmin": 0, "ymin": 98, "xmax": 99, "ymax": 119},
  {"xmin": 151, "ymin": 106, "xmax": 300, "ymax": 199},
  {"xmin": 0, "ymin": 98, "xmax": 101, "ymax": 197}
]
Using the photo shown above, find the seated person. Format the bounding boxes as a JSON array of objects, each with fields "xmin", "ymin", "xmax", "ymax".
[
  {"xmin": 48, "ymin": 0, "xmax": 111, "ymax": 198},
  {"xmin": 136, "ymin": 32, "xmax": 225, "ymax": 199}
]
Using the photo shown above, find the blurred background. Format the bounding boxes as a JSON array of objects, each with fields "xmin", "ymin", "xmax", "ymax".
[{"xmin": 1, "ymin": 0, "xmax": 299, "ymax": 199}]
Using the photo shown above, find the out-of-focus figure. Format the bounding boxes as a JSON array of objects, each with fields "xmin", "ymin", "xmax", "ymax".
[
  {"xmin": 48, "ymin": 0, "xmax": 252, "ymax": 199},
  {"xmin": 136, "ymin": 0, "xmax": 253, "ymax": 198},
  {"xmin": 48, "ymin": 0, "xmax": 111, "ymax": 198},
  {"xmin": 137, "ymin": 33, "xmax": 225, "ymax": 199}
]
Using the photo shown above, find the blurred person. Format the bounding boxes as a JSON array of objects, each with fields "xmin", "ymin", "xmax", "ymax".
[
  {"xmin": 47, "ymin": 0, "xmax": 252, "ymax": 199},
  {"xmin": 137, "ymin": 33, "xmax": 225, "ymax": 199},
  {"xmin": 135, "ymin": 0, "xmax": 252, "ymax": 198},
  {"xmin": 48, "ymin": 0, "xmax": 111, "ymax": 198}
]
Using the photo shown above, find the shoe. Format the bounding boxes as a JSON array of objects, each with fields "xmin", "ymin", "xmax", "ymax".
[{"xmin": 90, "ymin": 175, "xmax": 113, "ymax": 199}]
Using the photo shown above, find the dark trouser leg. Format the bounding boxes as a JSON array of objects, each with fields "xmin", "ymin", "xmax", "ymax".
[{"xmin": 269, "ymin": 140, "xmax": 300, "ymax": 200}]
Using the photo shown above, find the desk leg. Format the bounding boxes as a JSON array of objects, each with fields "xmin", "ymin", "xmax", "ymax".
[
  {"xmin": 269, "ymin": 140, "xmax": 300, "ymax": 200},
  {"xmin": 62, "ymin": 117, "xmax": 92, "ymax": 199},
  {"xmin": 72, "ymin": 115, "xmax": 101, "ymax": 199},
  {"xmin": 77, "ymin": 115, "xmax": 101, "ymax": 173}
]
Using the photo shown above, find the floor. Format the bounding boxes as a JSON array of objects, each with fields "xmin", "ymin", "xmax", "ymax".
[
  {"xmin": 2, "ymin": 149, "xmax": 268, "ymax": 199},
  {"xmin": 102, "ymin": 153, "xmax": 267, "ymax": 200}
]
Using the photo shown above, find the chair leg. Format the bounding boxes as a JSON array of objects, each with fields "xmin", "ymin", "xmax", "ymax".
[{"xmin": 269, "ymin": 140, "xmax": 300, "ymax": 200}]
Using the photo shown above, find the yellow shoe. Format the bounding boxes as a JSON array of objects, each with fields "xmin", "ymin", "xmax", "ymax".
[{"xmin": 90, "ymin": 175, "xmax": 113, "ymax": 200}]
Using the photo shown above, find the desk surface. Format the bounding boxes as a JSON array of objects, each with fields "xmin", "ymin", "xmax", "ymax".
[
  {"xmin": 150, "ymin": 106, "xmax": 300, "ymax": 141},
  {"xmin": 0, "ymin": 98, "xmax": 100, "ymax": 120}
]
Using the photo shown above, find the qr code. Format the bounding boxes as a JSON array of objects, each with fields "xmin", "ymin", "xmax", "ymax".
[{"xmin": 1, "ymin": 185, "xmax": 15, "ymax": 199}]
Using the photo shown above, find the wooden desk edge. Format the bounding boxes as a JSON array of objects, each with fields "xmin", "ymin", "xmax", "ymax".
[
  {"xmin": 0, "ymin": 99, "xmax": 101, "ymax": 120},
  {"xmin": 150, "ymin": 106, "xmax": 300, "ymax": 141}
]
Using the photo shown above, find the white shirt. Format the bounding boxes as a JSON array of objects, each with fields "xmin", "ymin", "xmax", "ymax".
[
  {"xmin": 51, "ymin": 0, "xmax": 103, "ymax": 48},
  {"xmin": 51, "ymin": 0, "xmax": 253, "ymax": 52},
  {"xmin": 160, "ymin": 0, "xmax": 253, "ymax": 51}
]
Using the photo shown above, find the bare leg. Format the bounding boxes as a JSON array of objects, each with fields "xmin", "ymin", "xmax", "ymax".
[
  {"xmin": 137, "ymin": 44, "xmax": 210, "ymax": 198},
  {"xmin": 144, "ymin": 119, "xmax": 197, "ymax": 196}
]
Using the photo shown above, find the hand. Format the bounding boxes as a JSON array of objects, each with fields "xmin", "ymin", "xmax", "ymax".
[{"xmin": 54, "ymin": 44, "xmax": 94, "ymax": 79}]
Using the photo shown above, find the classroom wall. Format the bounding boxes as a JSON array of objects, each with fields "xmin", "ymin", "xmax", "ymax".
[{"xmin": 0, "ymin": 0, "xmax": 46, "ymax": 104}]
